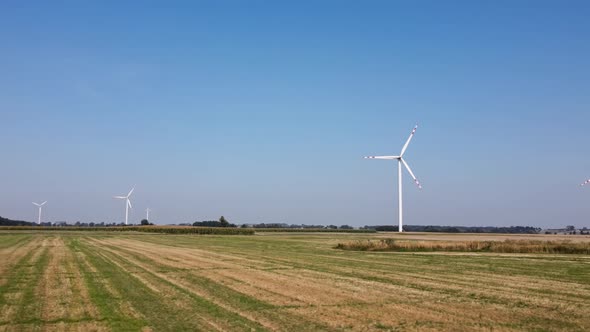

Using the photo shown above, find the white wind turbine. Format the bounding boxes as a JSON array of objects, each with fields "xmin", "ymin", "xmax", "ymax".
[
  {"xmin": 145, "ymin": 208, "xmax": 151, "ymax": 221},
  {"xmin": 365, "ymin": 124, "xmax": 422, "ymax": 232},
  {"xmin": 32, "ymin": 201, "xmax": 47, "ymax": 225},
  {"xmin": 113, "ymin": 188, "xmax": 134, "ymax": 225}
]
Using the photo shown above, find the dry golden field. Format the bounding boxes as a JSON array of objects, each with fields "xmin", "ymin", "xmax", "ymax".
[{"xmin": 1, "ymin": 231, "xmax": 589, "ymax": 331}]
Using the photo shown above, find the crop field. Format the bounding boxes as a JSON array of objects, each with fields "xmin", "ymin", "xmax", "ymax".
[{"xmin": 1, "ymin": 232, "xmax": 589, "ymax": 331}]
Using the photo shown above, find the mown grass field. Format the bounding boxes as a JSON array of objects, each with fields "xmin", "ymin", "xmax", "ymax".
[{"xmin": 0, "ymin": 231, "xmax": 589, "ymax": 331}]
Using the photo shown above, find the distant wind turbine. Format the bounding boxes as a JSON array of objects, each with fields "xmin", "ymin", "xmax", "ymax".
[
  {"xmin": 365, "ymin": 124, "xmax": 422, "ymax": 232},
  {"xmin": 32, "ymin": 201, "xmax": 47, "ymax": 225},
  {"xmin": 146, "ymin": 208, "xmax": 151, "ymax": 221},
  {"xmin": 113, "ymin": 188, "xmax": 134, "ymax": 225}
]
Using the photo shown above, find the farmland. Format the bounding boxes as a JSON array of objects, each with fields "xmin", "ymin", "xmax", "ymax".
[{"xmin": 1, "ymin": 231, "xmax": 589, "ymax": 331}]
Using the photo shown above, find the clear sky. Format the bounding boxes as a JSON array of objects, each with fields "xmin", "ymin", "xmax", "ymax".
[{"xmin": 1, "ymin": 1, "xmax": 589, "ymax": 228}]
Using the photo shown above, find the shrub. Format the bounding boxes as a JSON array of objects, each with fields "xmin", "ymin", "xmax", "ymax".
[{"xmin": 335, "ymin": 239, "xmax": 590, "ymax": 254}]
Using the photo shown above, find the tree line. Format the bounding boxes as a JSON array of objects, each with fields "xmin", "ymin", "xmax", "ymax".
[
  {"xmin": 193, "ymin": 216, "xmax": 236, "ymax": 227},
  {"xmin": 0, "ymin": 216, "xmax": 34, "ymax": 226},
  {"xmin": 2, "ymin": 215, "xmax": 588, "ymax": 234}
]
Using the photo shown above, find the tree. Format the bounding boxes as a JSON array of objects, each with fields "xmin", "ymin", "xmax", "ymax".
[
  {"xmin": 0, "ymin": 216, "xmax": 34, "ymax": 226},
  {"xmin": 140, "ymin": 219, "xmax": 149, "ymax": 226},
  {"xmin": 219, "ymin": 216, "xmax": 229, "ymax": 227}
]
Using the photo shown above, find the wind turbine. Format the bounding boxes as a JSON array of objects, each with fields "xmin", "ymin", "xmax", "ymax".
[
  {"xmin": 145, "ymin": 208, "xmax": 151, "ymax": 221},
  {"xmin": 32, "ymin": 201, "xmax": 47, "ymax": 225},
  {"xmin": 365, "ymin": 124, "xmax": 422, "ymax": 232},
  {"xmin": 113, "ymin": 188, "xmax": 134, "ymax": 225}
]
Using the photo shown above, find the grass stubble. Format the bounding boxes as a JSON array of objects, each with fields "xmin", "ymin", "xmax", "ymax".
[{"xmin": 0, "ymin": 232, "xmax": 588, "ymax": 331}]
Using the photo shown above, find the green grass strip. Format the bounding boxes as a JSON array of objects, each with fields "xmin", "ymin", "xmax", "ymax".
[
  {"xmin": 67, "ymin": 238, "xmax": 147, "ymax": 331},
  {"xmin": 71, "ymin": 238, "xmax": 268, "ymax": 331}
]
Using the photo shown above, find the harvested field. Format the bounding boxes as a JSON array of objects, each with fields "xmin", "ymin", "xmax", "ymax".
[{"xmin": 0, "ymin": 231, "xmax": 589, "ymax": 331}]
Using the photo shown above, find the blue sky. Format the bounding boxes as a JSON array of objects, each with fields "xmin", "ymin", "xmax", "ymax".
[{"xmin": 1, "ymin": 1, "xmax": 589, "ymax": 227}]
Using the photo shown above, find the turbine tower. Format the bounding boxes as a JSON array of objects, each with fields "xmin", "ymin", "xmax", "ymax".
[
  {"xmin": 32, "ymin": 201, "xmax": 47, "ymax": 225},
  {"xmin": 146, "ymin": 208, "xmax": 151, "ymax": 222},
  {"xmin": 365, "ymin": 124, "xmax": 422, "ymax": 232},
  {"xmin": 113, "ymin": 188, "xmax": 134, "ymax": 225}
]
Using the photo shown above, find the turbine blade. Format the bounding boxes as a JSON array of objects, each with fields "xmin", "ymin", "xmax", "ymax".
[
  {"xmin": 401, "ymin": 158, "xmax": 422, "ymax": 189},
  {"xmin": 127, "ymin": 187, "xmax": 135, "ymax": 197},
  {"xmin": 400, "ymin": 124, "xmax": 418, "ymax": 156},
  {"xmin": 41, "ymin": 201, "xmax": 47, "ymax": 206},
  {"xmin": 364, "ymin": 156, "xmax": 400, "ymax": 160},
  {"xmin": 581, "ymin": 179, "xmax": 590, "ymax": 186},
  {"xmin": 113, "ymin": 196, "xmax": 126, "ymax": 199},
  {"xmin": 127, "ymin": 199, "xmax": 133, "ymax": 209},
  {"xmin": 32, "ymin": 202, "xmax": 40, "ymax": 206}
]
